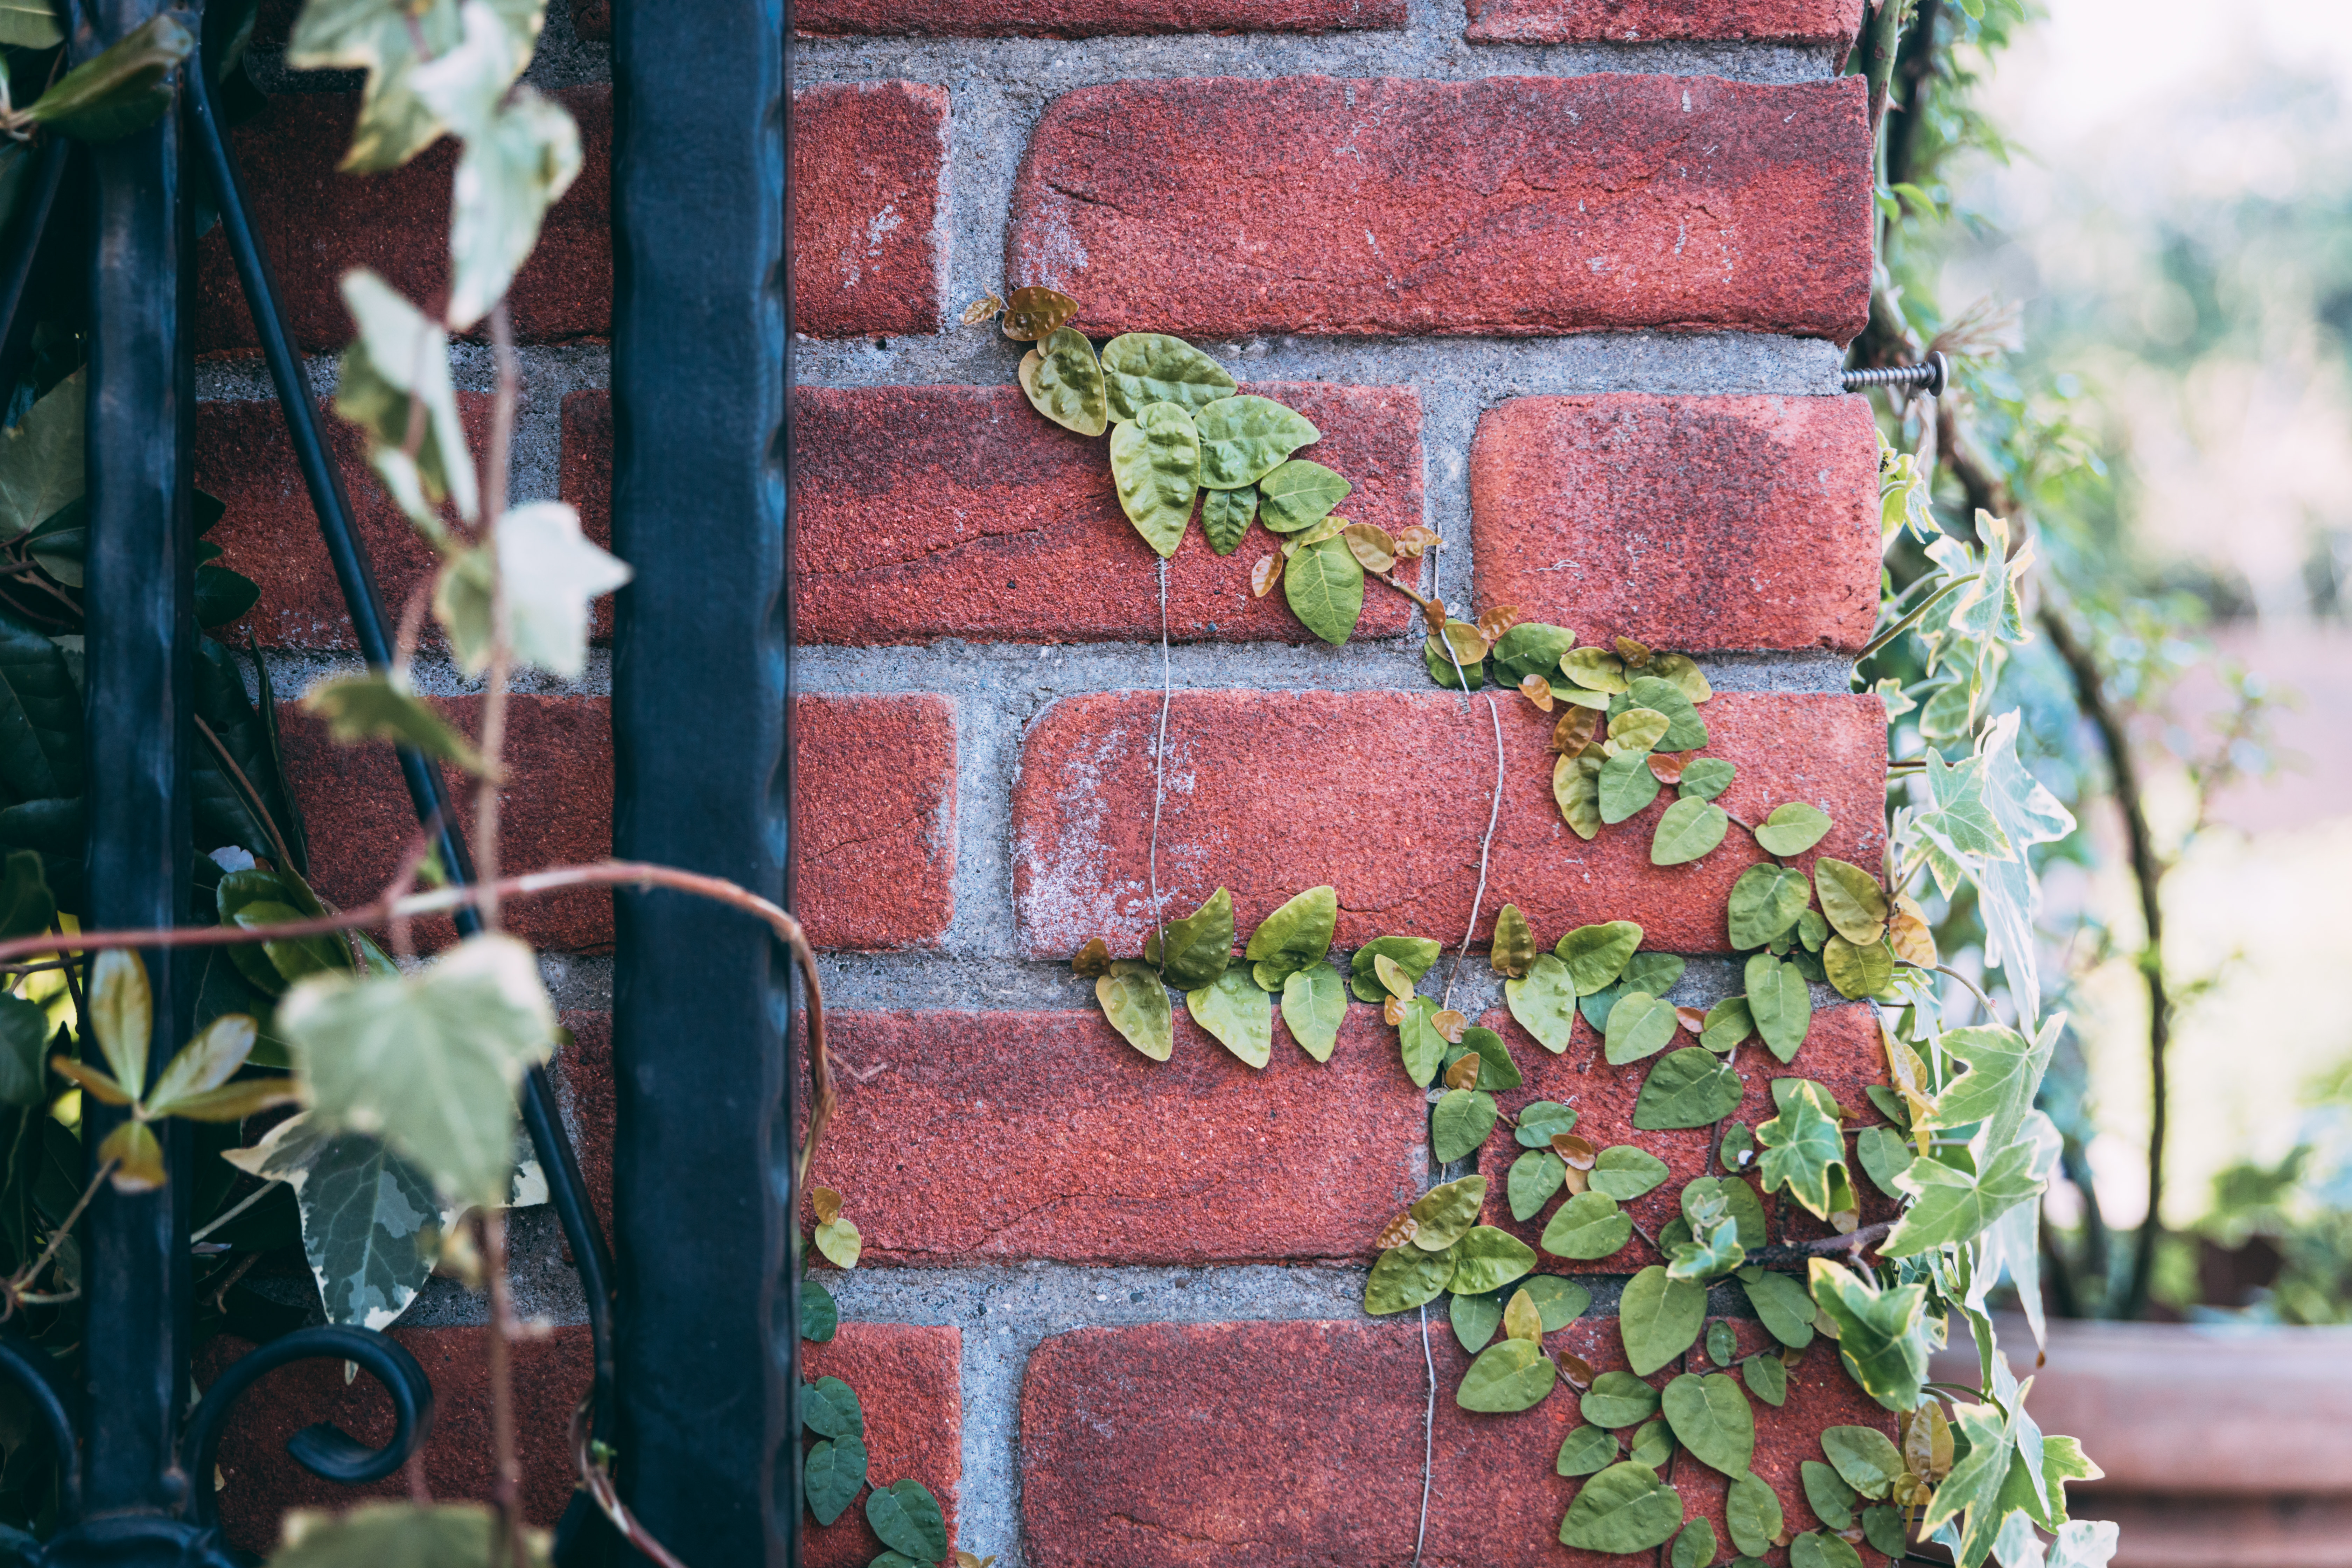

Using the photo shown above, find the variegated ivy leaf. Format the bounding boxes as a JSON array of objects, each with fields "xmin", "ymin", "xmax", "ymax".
[
  {"xmin": 280, "ymin": 933, "xmax": 558, "ymax": 1206},
  {"xmin": 335, "ymin": 271, "xmax": 479, "ymax": 532},
  {"xmin": 435, "ymin": 502, "xmax": 631, "ymax": 679},
  {"xmin": 289, "ymin": 0, "xmax": 544, "ymax": 173},
  {"xmin": 1970, "ymin": 713, "xmax": 2077, "ymax": 1024},
  {"xmin": 1757, "ymin": 1078, "xmax": 1846, "ymax": 1219}
]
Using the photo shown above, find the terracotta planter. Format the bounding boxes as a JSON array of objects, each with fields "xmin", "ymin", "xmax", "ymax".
[{"xmin": 1930, "ymin": 1317, "xmax": 2352, "ymax": 1567}]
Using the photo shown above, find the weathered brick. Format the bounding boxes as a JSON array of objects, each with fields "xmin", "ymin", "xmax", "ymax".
[
  {"xmin": 1007, "ymin": 76, "xmax": 1871, "ymax": 341},
  {"xmin": 553, "ymin": 1009, "xmax": 614, "ymax": 1242},
  {"xmin": 1475, "ymin": 1002, "xmax": 1900, "ymax": 1269},
  {"xmin": 203, "ymin": 1325, "xmax": 593, "ymax": 1553},
  {"xmin": 1020, "ymin": 1320, "xmax": 1893, "ymax": 1568},
  {"xmin": 194, "ymin": 89, "xmax": 611, "ymax": 353},
  {"xmin": 1471, "ymin": 394, "xmax": 1883, "ymax": 654},
  {"xmin": 279, "ymin": 693, "xmax": 954, "ymax": 953},
  {"xmin": 797, "ymin": 0, "xmax": 1399, "ymax": 38},
  {"xmin": 1464, "ymin": 0, "xmax": 1863, "ymax": 46},
  {"xmin": 804, "ymin": 1008, "xmax": 1424, "ymax": 1265},
  {"xmin": 791, "ymin": 382, "xmax": 1423, "ymax": 644},
  {"xmin": 802, "ymin": 1325, "xmax": 965, "ymax": 1568},
  {"xmin": 1012, "ymin": 690, "xmax": 1885, "ymax": 958},
  {"xmin": 794, "ymin": 83, "xmax": 949, "ymax": 338}
]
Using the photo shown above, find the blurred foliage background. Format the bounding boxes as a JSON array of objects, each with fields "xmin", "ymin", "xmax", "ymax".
[{"xmin": 1856, "ymin": 0, "xmax": 2352, "ymax": 1323}]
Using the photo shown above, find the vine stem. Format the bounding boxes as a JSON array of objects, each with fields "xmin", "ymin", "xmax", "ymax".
[
  {"xmin": 1440, "ymin": 694, "xmax": 1503, "ymax": 1010},
  {"xmin": 1413, "ymin": 1300, "xmax": 1435, "ymax": 1568},
  {"xmin": 1, "ymin": 1157, "xmax": 113, "ymax": 1317},
  {"xmin": 1856, "ymin": 574, "xmax": 1968, "ymax": 663},
  {"xmin": 483, "ymin": 1209, "xmax": 523, "ymax": 1568},
  {"xmin": 571, "ymin": 1394, "xmax": 693, "ymax": 1568},
  {"xmin": 475, "ymin": 299, "xmax": 522, "ymax": 933},
  {"xmin": 1147, "ymin": 555, "xmax": 1171, "ymax": 976}
]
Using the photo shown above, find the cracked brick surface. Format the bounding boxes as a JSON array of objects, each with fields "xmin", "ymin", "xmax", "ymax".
[
  {"xmin": 804, "ymin": 1009, "xmax": 1427, "ymax": 1264},
  {"xmin": 1011, "ymin": 690, "xmax": 1886, "ymax": 958},
  {"xmin": 1006, "ymin": 75, "xmax": 1872, "ymax": 341}
]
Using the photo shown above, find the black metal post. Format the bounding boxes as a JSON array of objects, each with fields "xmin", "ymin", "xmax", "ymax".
[
  {"xmin": 610, "ymin": 0, "xmax": 797, "ymax": 1560},
  {"xmin": 76, "ymin": 0, "xmax": 195, "ymax": 1538}
]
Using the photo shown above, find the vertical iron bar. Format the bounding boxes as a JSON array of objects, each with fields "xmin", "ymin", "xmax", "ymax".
[
  {"xmin": 80, "ymin": 0, "xmax": 192, "ymax": 1520},
  {"xmin": 610, "ymin": 0, "xmax": 795, "ymax": 1559}
]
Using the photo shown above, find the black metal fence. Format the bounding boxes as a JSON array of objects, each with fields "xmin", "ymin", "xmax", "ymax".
[{"xmin": 0, "ymin": 0, "xmax": 797, "ymax": 1562}]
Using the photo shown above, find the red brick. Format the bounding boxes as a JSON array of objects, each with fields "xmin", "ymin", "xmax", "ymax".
[
  {"xmin": 1471, "ymin": 394, "xmax": 1882, "ymax": 655},
  {"xmin": 202, "ymin": 1325, "xmax": 593, "ymax": 1553},
  {"xmin": 1475, "ymin": 1002, "xmax": 1899, "ymax": 1270},
  {"xmin": 1019, "ymin": 1320, "xmax": 1893, "ymax": 1568},
  {"xmin": 558, "ymin": 390, "xmax": 617, "ymax": 645},
  {"xmin": 554, "ymin": 1009, "xmax": 614, "ymax": 1243},
  {"xmin": 805, "ymin": 1008, "xmax": 1425, "ymax": 1265},
  {"xmin": 1012, "ymin": 690, "xmax": 1885, "ymax": 958},
  {"xmin": 792, "ymin": 382, "xmax": 1423, "ymax": 644},
  {"xmin": 1464, "ymin": 0, "xmax": 1863, "ymax": 45},
  {"xmin": 1007, "ymin": 76, "xmax": 1871, "ymax": 342},
  {"xmin": 802, "ymin": 1324, "xmax": 965, "ymax": 1568},
  {"xmin": 797, "ymin": 0, "xmax": 1398, "ymax": 38},
  {"xmin": 195, "ymin": 90, "xmax": 611, "ymax": 353},
  {"xmin": 571, "ymin": 0, "xmax": 612, "ymax": 39},
  {"xmin": 278, "ymin": 693, "xmax": 954, "ymax": 953},
  {"xmin": 794, "ymin": 83, "xmax": 948, "ymax": 339}
]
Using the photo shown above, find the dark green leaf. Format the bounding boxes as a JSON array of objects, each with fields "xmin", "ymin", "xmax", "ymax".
[
  {"xmin": 1855, "ymin": 1125, "xmax": 1913, "ymax": 1199},
  {"xmin": 865, "ymin": 1479, "xmax": 948, "ymax": 1563},
  {"xmin": 1284, "ymin": 536, "xmax": 1365, "ymax": 646},
  {"xmin": 1431, "ymin": 1087, "xmax": 1497, "ymax": 1164},
  {"xmin": 1598, "ymin": 748, "xmax": 1662, "ymax": 824},
  {"xmin": 1737, "ymin": 1265, "xmax": 1816, "ymax": 1350},
  {"xmin": 802, "ymin": 1279, "xmax": 839, "ymax": 1342},
  {"xmin": 1619, "ymin": 953, "xmax": 1685, "ymax": 997},
  {"xmin": 1143, "ymin": 887, "xmax": 1233, "ymax": 989},
  {"xmin": 1823, "ymin": 1425, "xmax": 1905, "ymax": 1499},
  {"xmin": 1507, "ymin": 1149, "xmax": 1565, "ymax": 1221},
  {"xmin": 1662, "ymin": 1371, "xmax": 1755, "ymax": 1475},
  {"xmin": 1397, "ymin": 995, "xmax": 1447, "ymax": 1087},
  {"xmin": 1726, "ymin": 864, "xmax": 1811, "ymax": 950},
  {"xmin": 1256, "ymin": 459, "xmax": 1349, "ymax": 531},
  {"xmin": 1862, "ymin": 1504, "xmax": 1908, "ymax": 1558},
  {"xmin": 1727, "ymin": 1471, "xmax": 1784, "ymax": 1557},
  {"xmin": 1451, "ymin": 1024, "xmax": 1521, "ymax": 1091},
  {"xmin": 1741, "ymin": 1352, "xmax": 1787, "ymax": 1406},
  {"xmin": 0, "ymin": 608, "xmax": 80, "ymax": 802},
  {"xmin": 1557, "ymin": 922, "xmax": 1643, "ymax": 994},
  {"xmin": 1522, "ymin": 1275, "xmax": 1590, "ymax": 1330},
  {"xmin": 1626, "ymin": 676, "xmax": 1706, "ymax": 751},
  {"xmin": 1628, "ymin": 1416, "xmax": 1674, "ymax": 1469},
  {"xmin": 804, "ymin": 1435, "xmax": 868, "ymax": 1526},
  {"xmin": 1557, "ymin": 1462, "xmax": 1684, "ymax": 1554},
  {"xmin": 1808, "ymin": 1259, "xmax": 1930, "ymax": 1413},
  {"xmin": 1589, "ymin": 1144, "xmax": 1669, "ymax": 1201},
  {"xmin": 1425, "ymin": 632, "xmax": 1485, "ymax": 690},
  {"xmin": 1619, "ymin": 1265, "xmax": 1706, "ymax": 1376},
  {"xmin": 26, "ymin": 14, "xmax": 192, "ymax": 143},
  {"xmin": 1409, "ymin": 1175, "xmax": 1485, "ymax": 1251},
  {"xmin": 1514, "ymin": 1099, "xmax": 1579, "ymax": 1147},
  {"xmin": 1580, "ymin": 1370, "xmax": 1659, "ymax": 1428},
  {"xmin": 1541, "ymin": 1190, "xmax": 1631, "ymax": 1261},
  {"xmin": 1791, "ymin": 1531, "xmax": 1864, "ymax": 1568},
  {"xmin": 1245, "ymin": 885, "xmax": 1336, "ymax": 979},
  {"xmin": 195, "ymin": 565, "xmax": 262, "ymax": 628},
  {"xmin": 1457, "ymin": 1336, "xmax": 1557, "ymax": 1413},
  {"xmin": 1451, "ymin": 1287, "xmax": 1502, "ymax": 1353},
  {"xmin": 1670, "ymin": 1519, "xmax": 1717, "ymax": 1568},
  {"xmin": 1758, "ymin": 1078, "xmax": 1847, "ymax": 1219},
  {"xmin": 1633, "ymin": 1048, "xmax": 1743, "ymax": 1130},
  {"xmin": 1556, "ymin": 1424, "xmax": 1620, "ymax": 1477},
  {"xmin": 0, "ymin": 993, "xmax": 48, "ymax": 1106},
  {"xmin": 1446, "ymin": 1225, "xmax": 1536, "ymax": 1295},
  {"xmin": 1365, "ymin": 1242, "xmax": 1454, "ymax": 1315},
  {"xmin": 0, "ymin": 0, "xmax": 62, "ymax": 50},
  {"xmin": 1604, "ymin": 991, "xmax": 1678, "ymax": 1065},
  {"xmin": 1800, "ymin": 1460, "xmax": 1857, "ymax": 1531},
  {"xmin": 1678, "ymin": 757, "xmax": 1737, "ymax": 802},
  {"xmin": 803, "ymin": 1375, "xmax": 864, "ymax": 1439},
  {"xmin": 1700, "ymin": 997, "xmax": 1754, "ymax": 1054},
  {"xmin": 1743, "ymin": 953, "xmax": 1812, "ymax": 1063}
]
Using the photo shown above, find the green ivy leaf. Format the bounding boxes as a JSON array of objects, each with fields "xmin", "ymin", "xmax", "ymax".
[
  {"xmin": 802, "ymin": 1280, "xmax": 839, "ymax": 1343},
  {"xmin": 1823, "ymin": 933, "xmax": 1896, "ymax": 999},
  {"xmin": 1198, "ymin": 484, "xmax": 1256, "ymax": 555},
  {"xmin": 1801, "ymin": 1458, "xmax": 1857, "ymax": 1530},
  {"xmin": 1195, "ymin": 394, "xmax": 1318, "ymax": 489},
  {"xmin": 1743, "ymin": 952, "xmax": 1812, "ymax": 1063},
  {"xmin": 1665, "ymin": 1213, "xmax": 1745, "ymax": 1284},
  {"xmin": 1629, "ymin": 1416, "xmax": 1675, "ymax": 1468},
  {"xmin": 1284, "ymin": 536, "xmax": 1366, "ymax": 646},
  {"xmin": 0, "ymin": 371, "xmax": 82, "ymax": 542},
  {"xmin": 1431, "ymin": 1088, "xmax": 1498, "ymax": 1164},
  {"xmin": 1541, "ymin": 1190, "xmax": 1631, "ymax": 1261},
  {"xmin": 1589, "ymin": 1145, "xmax": 1670, "ymax": 1201},
  {"xmin": 1741, "ymin": 1352, "xmax": 1786, "ymax": 1406},
  {"xmin": 301, "ymin": 674, "xmax": 486, "ymax": 774},
  {"xmin": 1603, "ymin": 991, "xmax": 1679, "ymax": 1065},
  {"xmin": 1791, "ymin": 1528, "xmax": 1863, "ymax": 1568},
  {"xmin": 1553, "ymin": 753, "xmax": 1603, "ymax": 839},
  {"xmin": 26, "ymin": 13, "xmax": 193, "ymax": 142},
  {"xmin": 1446, "ymin": 1225, "xmax": 1536, "ymax": 1295},
  {"xmin": 1881, "ymin": 1140, "xmax": 2043, "ymax": 1256},
  {"xmin": 1678, "ymin": 756, "xmax": 1737, "ymax": 802},
  {"xmin": 866, "ymin": 1479, "xmax": 949, "ymax": 1563},
  {"xmin": 1662, "ymin": 1372, "xmax": 1755, "ymax": 1476},
  {"xmin": 1099, "ymin": 332, "xmax": 1237, "ymax": 422},
  {"xmin": 1598, "ymin": 748, "xmax": 1662, "ymax": 824},
  {"xmin": 802, "ymin": 1375, "xmax": 864, "ymax": 1439},
  {"xmin": 1862, "ymin": 1504, "xmax": 1908, "ymax": 1559},
  {"xmin": 1490, "ymin": 623, "xmax": 1577, "ymax": 689},
  {"xmin": 1813, "ymin": 858, "xmax": 1889, "ymax": 945},
  {"xmin": 1632, "ymin": 1048, "xmax": 1742, "ymax": 1130},
  {"xmin": 1700, "ymin": 998, "xmax": 1754, "ymax": 1054},
  {"xmin": 804, "ymin": 1435, "xmax": 868, "ymax": 1526},
  {"xmin": 1255, "ymin": 459, "xmax": 1350, "ymax": 532},
  {"xmin": 1651, "ymin": 797, "xmax": 1729, "ymax": 865},
  {"xmin": 1855, "ymin": 1125, "xmax": 1913, "ymax": 1198},
  {"xmin": 1625, "ymin": 676, "xmax": 1707, "ymax": 751},
  {"xmin": 1727, "ymin": 864, "xmax": 1812, "ymax": 950},
  {"xmin": 262, "ymin": 1502, "xmax": 531, "ymax": 1568},
  {"xmin": 1143, "ymin": 887, "xmax": 1233, "ymax": 988},
  {"xmin": 1398, "ymin": 995, "xmax": 1447, "ymax": 1087},
  {"xmin": 1738, "ymin": 1265, "xmax": 1816, "ymax": 1350},
  {"xmin": 1088, "ymin": 958, "xmax": 1174, "ymax": 1062},
  {"xmin": 1706, "ymin": 1320, "xmax": 1737, "ymax": 1367},
  {"xmin": 1515, "ymin": 1101, "xmax": 1579, "ymax": 1147},
  {"xmin": 1619, "ymin": 1265, "xmax": 1707, "ymax": 1376},
  {"xmin": 1808, "ymin": 1259, "xmax": 1930, "ymax": 1413},
  {"xmin": 1556, "ymin": 922, "xmax": 1643, "ymax": 994},
  {"xmin": 1753, "ymin": 802, "xmax": 1832, "ymax": 856},
  {"xmin": 1558, "ymin": 1462, "xmax": 1684, "ymax": 1554},
  {"xmin": 1929, "ymin": 1021, "xmax": 2057, "ymax": 1157},
  {"xmin": 1669, "ymin": 1518, "xmax": 1717, "ymax": 1568},
  {"xmin": 1727, "ymin": 1471, "xmax": 1784, "ymax": 1557},
  {"xmin": 1351, "ymin": 936, "xmax": 1440, "ymax": 1002},
  {"xmin": 1758, "ymin": 1078, "xmax": 1847, "ymax": 1219},
  {"xmin": 1579, "ymin": 1370, "xmax": 1659, "ymax": 1428},
  {"xmin": 1523, "ymin": 1275, "xmax": 1590, "ymax": 1330},
  {"xmin": 1018, "ymin": 327, "xmax": 1109, "ymax": 437},
  {"xmin": 1501, "ymin": 954, "xmax": 1578, "ymax": 1056},
  {"xmin": 1365, "ymin": 1242, "xmax": 1455, "ymax": 1314},
  {"xmin": 1277, "ymin": 966, "xmax": 1344, "ymax": 1062},
  {"xmin": 1559, "ymin": 646, "xmax": 1630, "ymax": 693},
  {"xmin": 1823, "ymin": 1425, "xmax": 1905, "ymax": 1499},
  {"xmin": 1449, "ymin": 1025, "xmax": 1521, "ymax": 1092},
  {"xmin": 1186, "ymin": 968, "xmax": 1271, "ymax": 1069},
  {"xmin": 1409, "ymin": 1175, "xmax": 1486, "ymax": 1251},
  {"xmin": 1451, "ymin": 1287, "xmax": 1502, "ymax": 1352},
  {"xmin": 1109, "ymin": 402, "xmax": 1201, "ymax": 559},
  {"xmin": 1457, "ymin": 1336, "xmax": 1557, "ymax": 1413},
  {"xmin": 1556, "ymin": 1424, "xmax": 1620, "ymax": 1477}
]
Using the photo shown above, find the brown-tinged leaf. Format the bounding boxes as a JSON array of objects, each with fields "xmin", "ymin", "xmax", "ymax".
[
  {"xmin": 1553, "ymin": 1133, "xmax": 1597, "ymax": 1170},
  {"xmin": 1432, "ymin": 1008, "xmax": 1469, "ymax": 1044},
  {"xmin": 1888, "ymin": 895, "xmax": 1937, "ymax": 966},
  {"xmin": 1445, "ymin": 1054, "xmax": 1483, "ymax": 1091},
  {"xmin": 1001, "ymin": 285, "xmax": 1078, "ymax": 340},
  {"xmin": 1383, "ymin": 994, "xmax": 1408, "ymax": 1027},
  {"xmin": 1374, "ymin": 953, "xmax": 1418, "ymax": 1002},
  {"xmin": 960, "ymin": 294, "xmax": 1004, "ymax": 327},
  {"xmin": 1615, "ymin": 635, "xmax": 1654, "ymax": 667},
  {"xmin": 1377, "ymin": 1212, "xmax": 1420, "ymax": 1249},
  {"xmin": 1342, "ymin": 522, "xmax": 1398, "ymax": 573},
  {"xmin": 1393, "ymin": 525, "xmax": 1441, "ymax": 558},
  {"xmin": 1556, "ymin": 1351, "xmax": 1596, "ymax": 1388},
  {"xmin": 1562, "ymin": 1163, "xmax": 1591, "ymax": 1196},
  {"xmin": 811, "ymin": 1186, "xmax": 844, "ymax": 1225},
  {"xmin": 1648, "ymin": 751, "xmax": 1690, "ymax": 785},
  {"xmin": 1520, "ymin": 673, "xmax": 1556, "ymax": 713},
  {"xmin": 1902, "ymin": 1402, "xmax": 1954, "ymax": 1483},
  {"xmin": 1552, "ymin": 706, "xmax": 1600, "ymax": 755},
  {"xmin": 1491, "ymin": 904, "xmax": 1537, "ymax": 980},
  {"xmin": 1477, "ymin": 604, "xmax": 1527, "ymax": 643},
  {"xmin": 1675, "ymin": 1006, "xmax": 1707, "ymax": 1035},
  {"xmin": 1249, "ymin": 553, "xmax": 1282, "ymax": 598},
  {"xmin": 1423, "ymin": 597, "xmax": 1448, "ymax": 632},
  {"xmin": 1441, "ymin": 622, "xmax": 1489, "ymax": 664},
  {"xmin": 1071, "ymin": 938, "xmax": 1111, "ymax": 978}
]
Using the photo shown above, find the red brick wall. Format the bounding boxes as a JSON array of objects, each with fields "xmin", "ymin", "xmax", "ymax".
[{"xmin": 201, "ymin": 0, "xmax": 1886, "ymax": 1558}]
